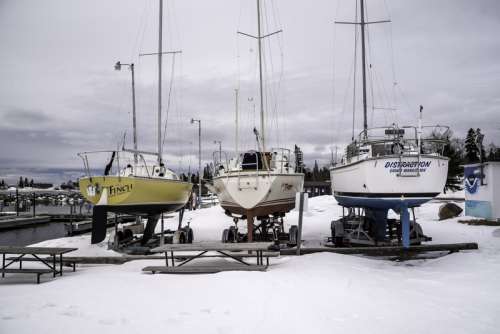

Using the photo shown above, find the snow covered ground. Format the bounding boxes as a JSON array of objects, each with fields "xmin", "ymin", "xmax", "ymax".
[{"xmin": 1, "ymin": 196, "xmax": 499, "ymax": 334}]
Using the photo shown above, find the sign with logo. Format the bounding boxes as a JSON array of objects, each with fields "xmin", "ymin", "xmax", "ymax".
[{"xmin": 464, "ymin": 166, "xmax": 481, "ymax": 194}]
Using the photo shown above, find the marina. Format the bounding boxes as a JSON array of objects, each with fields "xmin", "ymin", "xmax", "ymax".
[{"xmin": 1, "ymin": 0, "xmax": 499, "ymax": 333}]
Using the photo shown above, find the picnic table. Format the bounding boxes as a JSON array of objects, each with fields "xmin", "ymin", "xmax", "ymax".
[
  {"xmin": 0, "ymin": 246, "xmax": 78, "ymax": 283},
  {"xmin": 143, "ymin": 242, "xmax": 277, "ymax": 274}
]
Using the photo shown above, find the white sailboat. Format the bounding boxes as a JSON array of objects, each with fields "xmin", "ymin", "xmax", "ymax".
[
  {"xmin": 78, "ymin": 0, "xmax": 192, "ymax": 245},
  {"xmin": 329, "ymin": 0, "xmax": 449, "ymax": 245},
  {"xmin": 211, "ymin": 0, "xmax": 304, "ymax": 243}
]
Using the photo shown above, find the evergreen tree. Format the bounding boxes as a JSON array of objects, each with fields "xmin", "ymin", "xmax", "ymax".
[
  {"xmin": 476, "ymin": 128, "xmax": 486, "ymax": 161},
  {"xmin": 312, "ymin": 160, "xmax": 320, "ymax": 181},
  {"xmin": 487, "ymin": 143, "xmax": 497, "ymax": 161},
  {"xmin": 203, "ymin": 163, "xmax": 213, "ymax": 180},
  {"xmin": 30, "ymin": 179, "xmax": 34, "ymax": 187},
  {"xmin": 24, "ymin": 177, "xmax": 29, "ymax": 187},
  {"xmin": 18, "ymin": 176, "xmax": 24, "ymax": 188},
  {"xmin": 443, "ymin": 139, "xmax": 464, "ymax": 192},
  {"xmin": 464, "ymin": 128, "xmax": 479, "ymax": 163}
]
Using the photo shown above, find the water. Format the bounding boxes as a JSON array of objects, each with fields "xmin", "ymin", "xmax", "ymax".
[
  {"xmin": 0, "ymin": 204, "xmax": 91, "ymax": 246},
  {"xmin": 0, "ymin": 222, "xmax": 67, "ymax": 246}
]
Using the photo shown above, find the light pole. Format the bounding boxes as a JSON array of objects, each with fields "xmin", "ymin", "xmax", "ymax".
[
  {"xmin": 115, "ymin": 61, "xmax": 138, "ymax": 165},
  {"xmin": 214, "ymin": 140, "xmax": 222, "ymax": 163},
  {"xmin": 190, "ymin": 118, "xmax": 201, "ymax": 208}
]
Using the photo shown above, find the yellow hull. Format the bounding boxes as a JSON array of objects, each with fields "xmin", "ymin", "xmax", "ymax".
[{"xmin": 79, "ymin": 176, "xmax": 192, "ymax": 207}]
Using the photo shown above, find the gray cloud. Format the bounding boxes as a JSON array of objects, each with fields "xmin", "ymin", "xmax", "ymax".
[{"xmin": 1, "ymin": 0, "xmax": 499, "ymax": 184}]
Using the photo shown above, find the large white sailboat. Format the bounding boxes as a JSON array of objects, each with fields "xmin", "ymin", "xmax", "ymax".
[
  {"xmin": 78, "ymin": 0, "xmax": 192, "ymax": 245},
  {"xmin": 211, "ymin": 0, "xmax": 304, "ymax": 243},
  {"xmin": 329, "ymin": 0, "xmax": 449, "ymax": 245}
]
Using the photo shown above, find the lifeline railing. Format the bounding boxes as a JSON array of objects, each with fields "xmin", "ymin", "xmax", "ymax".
[{"xmin": 77, "ymin": 150, "xmax": 155, "ymax": 181}]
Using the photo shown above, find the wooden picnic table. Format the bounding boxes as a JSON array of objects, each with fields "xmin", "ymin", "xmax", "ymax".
[
  {"xmin": 0, "ymin": 246, "xmax": 78, "ymax": 283},
  {"xmin": 145, "ymin": 242, "xmax": 276, "ymax": 273}
]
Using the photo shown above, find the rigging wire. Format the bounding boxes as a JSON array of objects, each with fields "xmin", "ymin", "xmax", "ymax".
[{"xmin": 161, "ymin": 53, "xmax": 176, "ymax": 154}]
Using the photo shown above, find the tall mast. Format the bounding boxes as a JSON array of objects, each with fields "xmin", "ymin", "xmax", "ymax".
[
  {"xmin": 131, "ymin": 63, "xmax": 138, "ymax": 165},
  {"xmin": 360, "ymin": 0, "xmax": 368, "ymax": 139},
  {"xmin": 235, "ymin": 88, "xmax": 239, "ymax": 155},
  {"xmin": 157, "ymin": 0, "xmax": 163, "ymax": 164},
  {"xmin": 256, "ymin": 0, "xmax": 265, "ymax": 151}
]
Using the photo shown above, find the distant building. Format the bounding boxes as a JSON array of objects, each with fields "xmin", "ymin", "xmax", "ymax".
[{"xmin": 304, "ymin": 181, "xmax": 331, "ymax": 197}]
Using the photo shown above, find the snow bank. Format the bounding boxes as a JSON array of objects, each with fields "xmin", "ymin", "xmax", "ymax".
[{"xmin": 1, "ymin": 196, "xmax": 499, "ymax": 334}]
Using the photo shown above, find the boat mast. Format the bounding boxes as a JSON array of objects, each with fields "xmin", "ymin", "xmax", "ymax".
[
  {"xmin": 256, "ymin": 0, "xmax": 265, "ymax": 152},
  {"xmin": 335, "ymin": 0, "xmax": 390, "ymax": 141},
  {"xmin": 157, "ymin": 0, "xmax": 163, "ymax": 164},
  {"xmin": 235, "ymin": 88, "xmax": 239, "ymax": 155},
  {"xmin": 360, "ymin": 0, "xmax": 368, "ymax": 140}
]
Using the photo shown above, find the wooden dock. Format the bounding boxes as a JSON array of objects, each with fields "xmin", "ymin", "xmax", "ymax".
[{"xmin": 0, "ymin": 216, "xmax": 51, "ymax": 230}]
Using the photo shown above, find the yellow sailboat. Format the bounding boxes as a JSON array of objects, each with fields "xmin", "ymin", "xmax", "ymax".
[{"xmin": 78, "ymin": 0, "xmax": 192, "ymax": 244}]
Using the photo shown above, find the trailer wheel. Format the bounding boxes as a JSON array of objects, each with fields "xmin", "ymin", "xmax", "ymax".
[
  {"xmin": 228, "ymin": 226, "xmax": 237, "ymax": 243},
  {"xmin": 123, "ymin": 228, "xmax": 134, "ymax": 241},
  {"xmin": 173, "ymin": 230, "xmax": 186, "ymax": 244},
  {"xmin": 331, "ymin": 220, "xmax": 345, "ymax": 247},
  {"xmin": 186, "ymin": 228, "xmax": 194, "ymax": 243},
  {"xmin": 288, "ymin": 225, "xmax": 298, "ymax": 246},
  {"xmin": 221, "ymin": 229, "xmax": 229, "ymax": 243}
]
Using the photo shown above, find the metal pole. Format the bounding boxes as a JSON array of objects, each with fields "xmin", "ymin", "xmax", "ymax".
[
  {"xmin": 131, "ymin": 63, "xmax": 138, "ymax": 165},
  {"xmin": 218, "ymin": 141, "xmax": 222, "ymax": 163},
  {"xmin": 160, "ymin": 213, "xmax": 164, "ymax": 246},
  {"xmin": 157, "ymin": 0, "xmax": 163, "ymax": 164},
  {"xmin": 114, "ymin": 215, "xmax": 118, "ymax": 250},
  {"xmin": 360, "ymin": 0, "xmax": 368, "ymax": 139},
  {"xmin": 198, "ymin": 121, "xmax": 202, "ymax": 208},
  {"xmin": 16, "ymin": 188, "xmax": 19, "ymax": 216},
  {"xmin": 296, "ymin": 192, "xmax": 305, "ymax": 256},
  {"xmin": 256, "ymin": 0, "xmax": 265, "ymax": 152},
  {"xmin": 401, "ymin": 200, "xmax": 410, "ymax": 248},
  {"xmin": 32, "ymin": 192, "xmax": 35, "ymax": 217}
]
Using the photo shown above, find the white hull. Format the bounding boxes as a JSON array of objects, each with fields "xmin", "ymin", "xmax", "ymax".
[
  {"xmin": 330, "ymin": 155, "xmax": 448, "ymax": 208},
  {"xmin": 212, "ymin": 172, "xmax": 304, "ymax": 216}
]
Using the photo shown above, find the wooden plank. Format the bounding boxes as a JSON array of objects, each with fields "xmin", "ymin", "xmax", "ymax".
[
  {"xmin": 142, "ymin": 265, "xmax": 267, "ymax": 274},
  {"xmin": 0, "ymin": 246, "xmax": 78, "ymax": 255},
  {"xmin": 280, "ymin": 243, "xmax": 479, "ymax": 256},
  {"xmin": 151, "ymin": 242, "xmax": 274, "ymax": 253},
  {"xmin": 0, "ymin": 268, "xmax": 54, "ymax": 274}
]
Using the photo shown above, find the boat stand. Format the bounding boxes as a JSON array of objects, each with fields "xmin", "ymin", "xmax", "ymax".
[
  {"xmin": 221, "ymin": 215, "xmax": 298, "ymax": 247},
  {"xmin": 329, "ymin": 205, "xmax": 431, "ymax": 247}
]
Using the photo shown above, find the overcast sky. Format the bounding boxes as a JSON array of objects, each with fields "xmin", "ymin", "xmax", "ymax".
[{"xmin": 1, "ymin": 0, "xmax": 499, "ymax": 183}]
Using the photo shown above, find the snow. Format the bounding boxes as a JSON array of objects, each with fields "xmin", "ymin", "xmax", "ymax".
[{"xmin": 1, "ymin": 196, "xmax": 499, "ymax": 334}]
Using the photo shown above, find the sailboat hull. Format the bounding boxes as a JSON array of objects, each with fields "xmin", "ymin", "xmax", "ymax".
[
  {"xmin": 79, "ymin": 176, "xmax": 192, "ymax": 210},
  {"xmin": 330, "ymin": 155, "xmax": 448, "ymax": 209},
  {"xmin": 212, "ymin": 173, "xmax": 304, "ymax": 217}
]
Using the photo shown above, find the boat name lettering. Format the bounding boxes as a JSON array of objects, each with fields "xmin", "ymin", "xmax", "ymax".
[
  {"xmin": 108, "ymin": 184, "xmax": 133, "ymax": 196},
  {"xmin": 384, "ymin": 161, "xmax": 431, "ymax": 169}
]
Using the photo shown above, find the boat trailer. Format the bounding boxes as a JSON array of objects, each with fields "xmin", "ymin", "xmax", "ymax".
[
  {"xmin": 329, "ymin": 206, "xmax": 431, "ymax": 247},
  {"xmin": 221, "ymin": 212, "xmax": 299, "ymax": 248}
]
